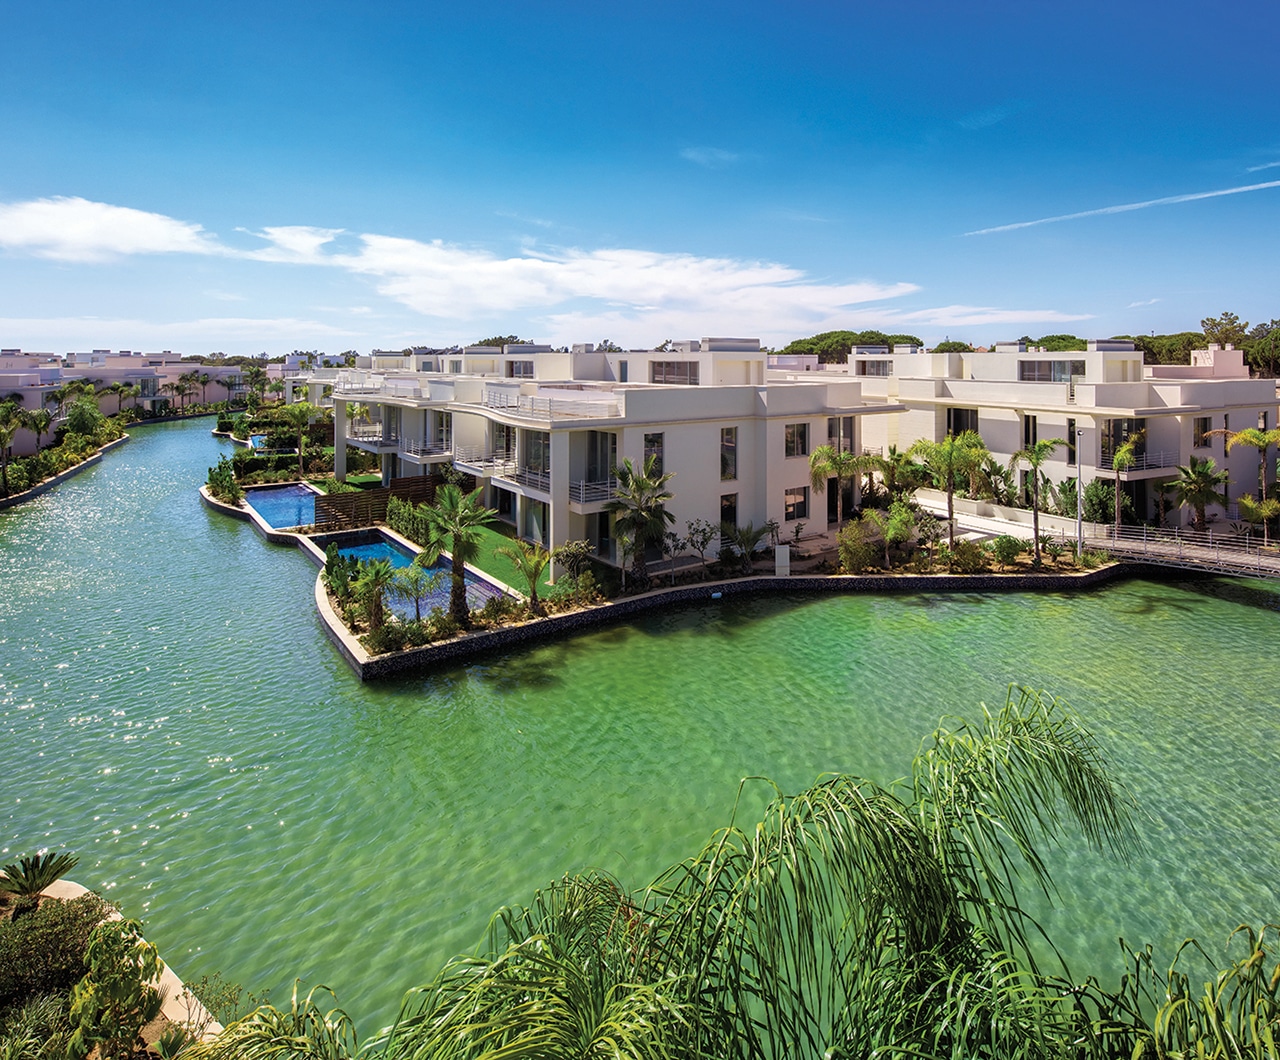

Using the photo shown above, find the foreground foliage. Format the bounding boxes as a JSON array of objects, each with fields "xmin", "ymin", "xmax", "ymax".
[{"xmin": 181, "ymin": 689, "xmax": 1271, "ymax": 1058}]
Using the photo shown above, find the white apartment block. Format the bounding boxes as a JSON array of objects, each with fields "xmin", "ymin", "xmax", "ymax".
[
  {"xmin": 805, "ymin": 339, "xmax": 1279, "ymax": 527},
  {"xmin": 326, "ymin": 339, "xmax": 904, "ymax": 562}
]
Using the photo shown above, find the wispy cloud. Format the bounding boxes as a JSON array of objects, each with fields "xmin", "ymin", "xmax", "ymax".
[
  {"xmin": 496, "ymin": 210, "xmax": 555, "ymax": 228},
  {"xmin": 966, "ymin": 179, "xmax": 1280, "ymax": 236},
  {"xmin": 956, "ymin": 100, "xmax": 1029, "ymax": 131},
  {"xmin": 1126, "ymin": 298, "xmax": 1160, "ymax": 308},
  {"xmin": 1246, "ymin": 160, "xmax": 1280, "ymax": 173},
  {"xmin": 0, "ymin": 196, "xmax": 225, "ymax": 262},
  {"xmin": 680, "ymin": 146, "xmax": 740, "ymax": 168},
  {"xmin": 0, "ymin": 195, "xmax": 1090, "ymax": 346},
  {"xmin": 0, "ymin": 314, "xmax": 358, "ymax": 347}
]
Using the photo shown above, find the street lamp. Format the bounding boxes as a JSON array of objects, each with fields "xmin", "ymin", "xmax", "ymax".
[{"xmin": 1076, "ymin": 427, "xmax": 1085, "ymax": 559}]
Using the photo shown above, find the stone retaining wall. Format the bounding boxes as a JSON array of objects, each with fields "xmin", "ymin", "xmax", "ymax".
[
  {"xmin": 0, "ymin": 435, "xmax": 131, "ymax": 511},
  {"xmin": 325, "ymin": 562, "xmax": 1140, "ymax": 681}
]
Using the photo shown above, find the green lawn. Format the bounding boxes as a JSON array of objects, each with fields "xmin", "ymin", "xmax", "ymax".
[{"xmin": 469, "ymin": 524, "xmax": 554, "ymax": 593}]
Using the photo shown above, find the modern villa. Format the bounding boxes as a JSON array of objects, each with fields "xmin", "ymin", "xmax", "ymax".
[{"xmin": 287, "ymin": 336, "xmax": 1280, "ymax": 563}]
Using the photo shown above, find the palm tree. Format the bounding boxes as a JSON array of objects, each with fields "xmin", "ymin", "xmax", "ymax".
[
  {"xmin": 210, "ymin": 689, "xmax": 1134, "ymax": 1060},
  {"xmin": 1010, "ymin": 438, "xmax": 1065, "ymax": 565},
  {"xmin": 416, "ymin": 485, "xmax": 498, "ymax": 628},
  {"xmin": 268, "ymin": 379, "xmax": 286, "ymax": 403},
  {"xmin": 1109, "ymin": 437, "xmax": 1141, "ymax": 541},
  {"xmin": 0, "ymin": 401, "xmax": 22, "ymax": 495},
  {"xmin": 495, "ymin": 539, "xmax": 552, "ymax": 616},
  {"xmin": 866, "ymin": 443, "xmax": 927, "ymax": 499},
  {"xmin": 388, "ymin": 557, "xmax": 443, "ymax": 623},
  {"xmin": 22, "ymin": 406, "xmax": 53, "ymax": 450},
  {"xmin": 861, "ymin": 500, "xmax": 915, "ymax": 570},
  {"xmin": 1237, "ymin": 494, "xmax": 1280, "ymax": 546},
  {"xmin": 278, "ymin": 401, "xmax": 319, "ymax": 478},
  {"xmin": 1171, "ymin": 455, "xmax": 1229, "ymax": 531},
  {"xmin": 198, "ymin": 372, "xmax": 213, "ymax": 405},
  {"xmin": 721, "ymin": 520, "xmax": 770, "ymax": 575},
  {"xmin": 808, "ymin": 445, "xmax": 866, "ymax": 533},
  {"xmin": 354, "ymin": 559, "xmax": 396, "ymax": 631},
  {"xmin": 603, "ymin": 456, "xmax": 675, "ymax": 592},
  {"xmin": 1222, "ymin": 427, "xmax": 1280, "ymax": 501},
  {"xmin": 909, "ymin": 431, "xmax": 989, "ymax": 550}
]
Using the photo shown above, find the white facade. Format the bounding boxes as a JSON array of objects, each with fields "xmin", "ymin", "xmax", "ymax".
[{"xmin": 325, "ymin": 339, "xmax": 903, "ymax": 563}]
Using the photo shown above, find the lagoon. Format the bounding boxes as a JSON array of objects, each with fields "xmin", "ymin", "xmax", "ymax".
[{"xmin": 2, "ymin": 417, "xmax": 1279, "ymax": 1031}]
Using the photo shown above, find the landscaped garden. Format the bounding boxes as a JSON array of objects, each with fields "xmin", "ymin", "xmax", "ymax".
[{"xmin": 0, "ymin": 391, "xmax": 128, "ymax": 500}]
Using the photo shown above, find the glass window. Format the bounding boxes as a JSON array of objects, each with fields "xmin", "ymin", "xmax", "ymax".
[
  {"xmin": 1066, "ymin": 418, "xmax": 1076, "ymax": 466},
  {"xmin": 826, "ymin": 416, "xmax": 854, "ymax": 453},
  {"xmin": 449, "ymin": 360, "xmax": 462, "ymax": 373},
  {"xmin": 784, "ymin": 422, "xmax": 809, "ymax": 458},
  {"xmin": 650, "ymin": 361, "xmax": 700, "ymax": 385},
  {"xmin": 721, "ymin": 426, "xmax": 737, "ymax": 480},
  {"xmin": 1193, "ymin": 417, "xmax": 1211, "ymax": 448},
  {"xmin": 785, "ymin": 486, "xmax": 809, "ymax": 521},
  {"xmin": 720, "ymin": 493, "xmax": 737, "ymax": 529},
  {"xmin": 1023, "ymin": 414, "xmax": 1037, "ymax": 448},
  {"xmin": 435, "ymin": 410, "xmax": 452, "ymax": 449},
  {"xmin": 523, "ymin": 430, "xmax": 550, "ymax": 472},
  {"xmin": 506, "ymin": 360, "xmax": 534, "ymax": 378},
  {"xmin": 856, "ymin": 360, "xmax": 892, "ymax": 376},
  {"xmin": 946, "ymin": 408, "xmax": 978, "ymax": 436},
  {"xmin": 618, "ymin": 360, "xmax": 628, "ymax": 383},
  {"xmin": 644, "ymin": 432, "xmax": 664, "ymax": 475},
  {"xmin": 1260, "ymin": 411, "xmax": 1270, "ymax": 431}
]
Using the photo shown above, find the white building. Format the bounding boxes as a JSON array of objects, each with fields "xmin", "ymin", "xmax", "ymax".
[
  {"xmin": 813, "ymin": 339, "xmax": 1278, "ymax": 527},
  {"xmin": 325, "ymin": 339, "xmax": 904, "ymax": 562}
]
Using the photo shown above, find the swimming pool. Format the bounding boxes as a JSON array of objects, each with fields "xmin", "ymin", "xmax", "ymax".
[{"xmin": 244, "ymin": 483, "xmax": 317, "ymax": 528}]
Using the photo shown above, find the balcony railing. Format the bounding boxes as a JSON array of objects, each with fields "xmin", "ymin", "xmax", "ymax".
[
  {"xmin": 481, "ymin": 389, "xmax": 620, "ymax": 419},
  {"xmin": 401, "ymin": 437, "xmax": 452, "ymax": 458},
  {"xmin": 496, "ymin": 465, "xmax": 551, "ymax": 493},
  {"xmin": 1099, "ymin": 449, "xmax": 1176, "ymax": 471},
  {"xmin": 569, "ymin": 478, "xmax": 618, "ymax": 503}
]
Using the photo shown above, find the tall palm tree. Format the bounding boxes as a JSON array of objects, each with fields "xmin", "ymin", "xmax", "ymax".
[
  {"xmin": 1237, "ymin": 494, "xmax": 1280, "ymax": 546},
  {"xmin": 198, "ymin": 371, "xmax": 213, "ymax": 405},
  {"xmin": 0, "ymin": 401, "xmax": 22, "ymax": 495},
  {"xmin": 389, "ymin": 557, "xmax": 444, "ymax": 623},
  {"xmin": 603, "ymin": 455, "xmax": 675, "ymax": 591},
  {"xmin": 1010, "ymin": 437, "xmax": 1065, "ymax": 564},
  {"xmin": 1171, "ymin": 455, "xmax": 1229, "ymax": 531},
  {"xmin": 495, "ymin": 539, "xmax": 552, "ymax": 616},
  {"xmin": 867, "ymin": 443, "xmax": 927, "ymax": 499},
  {"xmin": 909, "ymin": 431, "xmax": 989, "ymax": 550},
  {"xmin": 1109, "ymin": 437, "xmax": 1141, "ymax": 540},
  {"xmin": 1222, "ymin": 426, "xmax": 1280, "ymax": 501},
  {"xmin": 808, "ymin": 444, "xmax": 866, "ymax": 532},
  {"xmin": 278, "ymin": 401, "xmax": 319, "ymax": 478},
  {"xmin": 721, "ymin": 520, "xmax": 770, "ymax": 576},
  {"xmin": 354, "ymin": 559, "xmax": 396, "ymax": 632},
  {"xmin": 22, "ymin": 406, "xmax": 53, "ymax": 450},
  {"xmin": 416, "ymin": 485, "xmax": 498, "ymax": 628}
]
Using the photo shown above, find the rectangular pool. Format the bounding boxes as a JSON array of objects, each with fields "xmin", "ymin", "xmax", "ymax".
[{"xmin": 244, "ymin": 484, "xmax": 317, "ymax": 529}]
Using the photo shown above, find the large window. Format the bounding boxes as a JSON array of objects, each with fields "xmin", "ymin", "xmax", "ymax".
[
  {"xmin": 435, "ymin": 411, "xmax": 452, "ymax": 449},
  {"xmin": 856, "ymin": 360, "xmax": 892, "ymax": 377},
  {"xmin": 1066, "ymin": 418, "xmax": 1077, "ymax": 466},
  {"xmin": 785, "ymin": 486, "xmax": 809, "ymax": 521},
  {"xmin": 784, "ymin": 422, "xmax": 809, "ymax": 458},
  {"xmin": 946, "ymin": 408, "xmax": 978, "ymax": 436},
  {"xmin": 1193, "ymin": 416, "xmax": 1212, "ymax": 448},
  {"xmin": 506, "ymin": 360, "xmax": 534, "ymax": 378},
  {"xmin": 1101, "ymin": 417, "xmax": 1146, "ymax": 463},
  {"xmin": 720, "ymin": 493, "xmax": 737, "ymax": 529},
  {"xmin": 1023, "ymin": 414, "xmax": 1038, "ymax": 448},
  {"xmin": 827, "ymin": 415, "xmax": 854, "ymax": 453},
  {"xmin": 523, "ymin": 430, "xmax": 550, "ymax": 473},
  {"xmin": 644, "ymin": 432, "xmax": 664, "ymax": 475},
  {"xmin": 1018, "ymin": 359, "xmax": 1086, "ymax": 382},
  {"xmin": 449, "ymin": 359, "xmax": 462, "ymax": 374},
  {"xmin": 618, "ymin": 361, "xmax": 628, "ymax": 383},
  {"xmin": 650, "ymin": 360, "xmax": 700, "ymax": 385},
  {"xmin": 721, "ymin": 427, "xmax": 737, "ymax": 480}
]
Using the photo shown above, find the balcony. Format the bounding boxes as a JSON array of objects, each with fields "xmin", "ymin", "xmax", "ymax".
[
  {"xmin": 400, "ymin": 437, "xmax": 452, "ymax": 461},
  {"xmin": 1099, "ymin": 449, "xmax": 1176, "ymax": 472},
  {"xmin": 481, "ymin": 388, "xmax": 620, "ymax": 419},
  {"xmin": 569, "ymin": 478, "xmax": 618, "ymax": 504},
  {"xmin": 346, "ymin": 423, "xmax": 400, "ymax": 450}
]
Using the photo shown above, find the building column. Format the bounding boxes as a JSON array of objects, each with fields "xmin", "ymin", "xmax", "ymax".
[
  {"xmin": 334, "ymin": 398, "xmax": 347, "ymax": 481},
  {"xmin": 547, "ymin": 430, "xmax": 571, "ymax": 583}
]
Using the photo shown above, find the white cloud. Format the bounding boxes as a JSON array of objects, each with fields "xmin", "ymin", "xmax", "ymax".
[
  {"xmin": 243, "ymin": 225, "xmax": 344, "ymax": 261},
  {"xmin": 956, "ymin": 101, "xmax": 1028, "ymax": 131},
  {"xmin": 1246, "ymin": 161, "xmax": 1280, "ymax": 173},
  {"xmin": 0, "ymin": 315, "xmax": 358, "ymax": 348},
  {"xmin": 0, "ymin": 196, "xmax": 225, "ymax": 262},
  {"xmin": 1126, "ymin": 298, "xmax": 1160, "ymax": 308},
  {"xmin": 966, "ymin": 179, "xmax": 1280, "ymax": 236},
  {"xmin": 680, "ymin": 147, "xmax": 740, "ymax": 168}
]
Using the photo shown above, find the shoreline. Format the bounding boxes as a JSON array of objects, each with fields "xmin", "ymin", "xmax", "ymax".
[{"xmin": 0, "ymin": 434, "xmax": 131, "ymax": 511}]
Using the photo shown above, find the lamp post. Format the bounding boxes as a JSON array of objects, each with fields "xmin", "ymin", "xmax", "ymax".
[{"xmin": 1076, "ymin": 427, "xmax": 1085, "ymax": 559}]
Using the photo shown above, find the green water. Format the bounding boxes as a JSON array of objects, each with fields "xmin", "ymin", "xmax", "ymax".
[{"xmin": 3, "ymin": 418, "xmax": 1279, "ymax": 1031}]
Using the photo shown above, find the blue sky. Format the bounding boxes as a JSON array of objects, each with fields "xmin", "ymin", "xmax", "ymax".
[{"xmin": 2, "ymin": 0, "xmax": 1278, "ymax": 355}]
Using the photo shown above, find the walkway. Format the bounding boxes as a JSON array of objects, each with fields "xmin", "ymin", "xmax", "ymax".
[{"xmin": 1082, "ymin": 525, "xmax": 1280, "ymax": 579}]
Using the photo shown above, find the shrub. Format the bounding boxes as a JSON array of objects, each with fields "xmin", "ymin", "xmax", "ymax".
[
  {"xmin": 206, "ymin": 455, "xmax": 243, "ymax": 504},
  {"xmin": 478, "ymin": 594, "xmax": 522, "ymax": 625},
  {"xmin": 836, "ymin": 521, "xmax": 878, "ymax": 574},
  {"xmin": 0, "ymin": 851, "xmax": 79, "ymax": 899},
  {"xmin": 0, "ymin": 893, "xmax": 114, "ymax": 1008},
  {"xmin": 429, "ymin": 608, "xmax": 461, "ymax": 640},
  {"xmin": 990, "ymin": 535, "xmax": 1024, "ymax": 570},
  {"xmin": 948, "ymin": 538, "xmax": 990, "ymax": 574},
  {"xmin": 68, "ymin": 919, "xmax": 164, "ymax": 1060},
  {"xmin": 0, "ymin": 992, "xmax": 74, "ymax": 1060},
  {"xmin": 362, "ymin": 623, "xmax": 408, "ymax": 655}
]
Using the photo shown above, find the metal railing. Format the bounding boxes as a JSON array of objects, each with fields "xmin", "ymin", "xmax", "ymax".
[
  {"xmin": 1083, "ymin": 524, "xmax": 1280, "ymax": 579},
  {"xmin": 481, "ymin": 389, "xmax": 621, "ymax": 418},
  {"xmin": 569, "ymin": 478, "xmax": 618, "ymax": 503},
  {"xmin": 400, "ymin": 438, "xmax": 452, "ymax": 457},
  {"xmin": 1099, "ymin": 449, "xmax": 1176, "ymax": 471},
  {"xmin": 496, "ymin": 465, "xmax": 551, "ymax": 493},
  {"xmin": 347, "ymin": 424, "xmax": 399, "ymax": 446}
]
